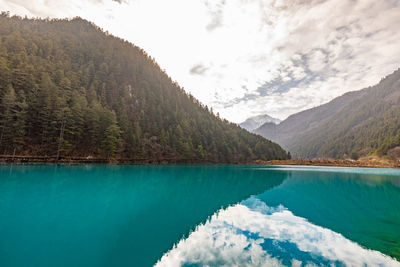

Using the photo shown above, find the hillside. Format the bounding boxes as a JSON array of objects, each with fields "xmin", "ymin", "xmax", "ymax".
[
  {"xmin": 255, "ymin": 69, "xmax": 400, "ymax": 159},
  {"xmin": 239, "ymin": 114, "xmax": 281, "ymax": 132},
  {"xmin": 254, "ymin": 90, "xmax": 366, "ymax": 147},
  {"xmin": 0, "ymin": 14, "xmax": 289, "ymax": 162}
]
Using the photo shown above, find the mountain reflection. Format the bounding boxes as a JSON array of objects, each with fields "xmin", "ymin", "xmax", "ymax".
[
  {"xmin": 0, "ymin": 165, "xmax": 289, "ymax": 267},
  {"xmin": 258, "ymin": 166, "xmax": 400, "ymax": 260},
  {"xmin": 157, "ymin": 197, "xmax": 399, "ymax": 267}
]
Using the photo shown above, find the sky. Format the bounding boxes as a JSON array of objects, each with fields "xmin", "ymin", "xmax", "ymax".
[{"xmin": 1, "ymin": 0, "xmax": 400, "ymax": 123}]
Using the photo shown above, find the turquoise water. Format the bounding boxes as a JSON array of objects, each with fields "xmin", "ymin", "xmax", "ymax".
[{"xmin": 0, "ymin": 165, "xmax": 399, "ymax": 266}]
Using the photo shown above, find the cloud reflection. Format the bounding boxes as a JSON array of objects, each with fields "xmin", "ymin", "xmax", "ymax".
[{"xmin": 156, "ymin": 197, "xmax": 399, "ymax": 266}]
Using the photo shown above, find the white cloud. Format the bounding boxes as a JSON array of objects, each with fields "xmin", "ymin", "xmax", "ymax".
[
  {"xmin": 1, "ymin": 0, "xmax": 400, "ymax": 122},
  {"xmin": 307, "ymin": 49, "xmax": 327, "ymax": 73},
  {"xmin": 156, "ymin": 197, "xmax": 399, "ymax": 266}
]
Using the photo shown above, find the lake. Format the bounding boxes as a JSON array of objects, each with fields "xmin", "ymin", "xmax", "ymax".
[{"xmin": 0, "ymin": 164, "xmax": 399, "ymax": 266}]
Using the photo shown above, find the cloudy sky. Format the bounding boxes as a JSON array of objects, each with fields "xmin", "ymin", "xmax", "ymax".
[{"xmin": 1, "ymin": 0, "xmax": 400, "ymax": 122}]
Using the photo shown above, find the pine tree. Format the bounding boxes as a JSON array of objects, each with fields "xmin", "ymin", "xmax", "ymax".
[
  {"xmin": 0, "ymin": 84, "xmax": 16, "ymax": 150},
  {"xmin": 101, "ymin": 124, "xmax": 122, "ymax": 158}
]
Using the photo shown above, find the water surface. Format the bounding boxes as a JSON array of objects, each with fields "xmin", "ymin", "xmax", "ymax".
[{"xmin": 0, "ymin": 164, "xmax": 399, "ymax": 266}]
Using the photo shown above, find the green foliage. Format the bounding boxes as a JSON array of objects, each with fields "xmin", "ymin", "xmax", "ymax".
[
  {"xmin": 350, "ymin": 152, "xmax": 359, "ymax": 160},
  {"xmin": 101, "ymin": 124, "xmax": 122, "ymax": 158},
  {"xmin": 287, "ymin": 69, "xmax": 400, "ymax": 159},
  {"xmin": 0, "ymin": 14, "xmax": 289, "ymax": 162}
]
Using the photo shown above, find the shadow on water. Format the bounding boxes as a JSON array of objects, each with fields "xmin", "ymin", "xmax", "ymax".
[{"xmin": 0, "ymin": 164, "xmax": 289, "ymax": 267}]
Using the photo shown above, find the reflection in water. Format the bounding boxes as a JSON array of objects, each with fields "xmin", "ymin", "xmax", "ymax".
[
  {"xmin": 258, "ymin": 167, "xmax": 400, "ymax": 260},
  {"xmin": 0, "ymin": 165, "xmax": 288, "ymax": 267},
  {"xmin": 157, "ymin": 197, "xmax": 400, "ymax": 267},
  {"xmin": 1, "ymin": 165, "xmax": 400, "ymax": 266}
]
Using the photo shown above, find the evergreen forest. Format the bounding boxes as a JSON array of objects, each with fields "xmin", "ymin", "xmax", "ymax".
[{"xmin": 0, "ymin": 13, "xmax": 289, "ymax": 162}]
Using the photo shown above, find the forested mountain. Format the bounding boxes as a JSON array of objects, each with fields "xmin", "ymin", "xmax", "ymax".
[
  {"xmin": 255, "ymin": 69, "xmax": 400, "ymax": 159},
  {"xmin": 254, "ymin": 90, "xmax": 366, "ymax": 149},
  {"xmin": 0, "ymin": 13, "xmax": 289, "ymax": 162},
  {"xmin": 239, "ymin": 114, "xmax": 281, "ymax": 132}
]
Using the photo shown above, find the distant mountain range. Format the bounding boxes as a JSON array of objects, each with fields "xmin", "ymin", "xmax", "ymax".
[
  {"xmin": 239, "ymin": 114, "xmax": 281, "ymax": 132},
  {"xmin": 255, "ymin": 69, "xmax": 400, "ymax": 159}
]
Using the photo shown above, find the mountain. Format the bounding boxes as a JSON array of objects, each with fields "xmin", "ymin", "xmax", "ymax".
[
  {"xmin": 254, "ymin": 90, "xmax": 366, "ymax": 150},
  {"xmin": 0, "ymin": 14, "xmax": 289, "ymax": 162},
  {"xmin": 255, "ymin": 69, "xmax": 400, "ymax": 159},
  {"xmin": 239, "ymin": 114, "xmax": 281, "ymax": 132}
]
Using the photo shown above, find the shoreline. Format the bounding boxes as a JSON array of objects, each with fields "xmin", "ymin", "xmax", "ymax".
[
  {"xmin": 0, "ymin": 155, "xmax": 399, "ymax": 168},
  {"xmin": 255, "ymin": 159, "xmax": 400, "ymax": 169},
  {"xmin": 0, "ymin": 155, "xmax": 229, "ymax": 164}
]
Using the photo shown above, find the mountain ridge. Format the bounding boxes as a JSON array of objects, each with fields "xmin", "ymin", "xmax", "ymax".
[
  {"xmin": 255, "ymin": 68, "xmax": 400, "ymax": 159},
  {"xmin": 239, "ymin": 114, "xmax": 281, "ymax": 132},
  {"xmin": 0, "ymin": 14, "xmax": 289, "ymax": 162},
  {"xmin": 254, "ymin": 89, "xmax": 366, "ymax": 145}
]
